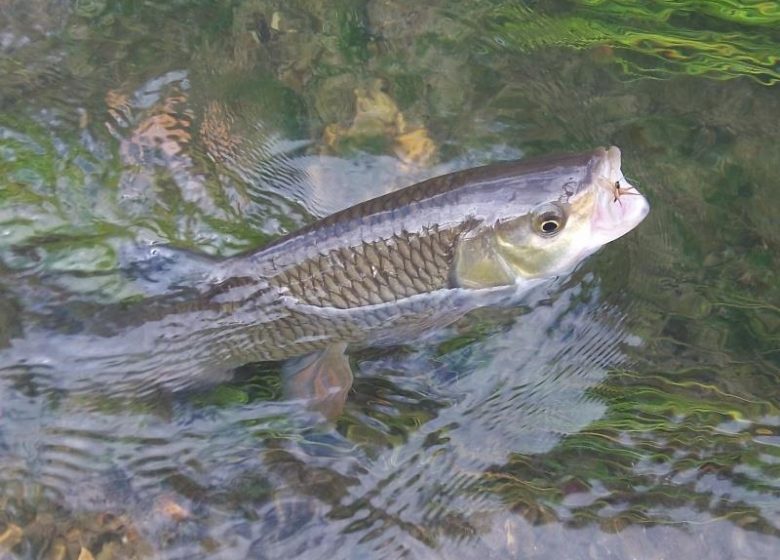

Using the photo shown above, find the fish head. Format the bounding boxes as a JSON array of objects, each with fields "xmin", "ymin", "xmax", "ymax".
[{"xmin": 493, "ymin": 146, "xmax": 649, "ymax": 280}]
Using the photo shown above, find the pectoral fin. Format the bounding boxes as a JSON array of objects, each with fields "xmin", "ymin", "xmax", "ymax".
[{"xmin": 282, "ymin": 343, "xmax": 352, "ymax": 420}]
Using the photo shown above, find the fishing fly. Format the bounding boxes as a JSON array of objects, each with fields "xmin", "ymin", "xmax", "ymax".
[{"xmin": 613, "ymin": 179, "xmax": 641, "ymax": 206}]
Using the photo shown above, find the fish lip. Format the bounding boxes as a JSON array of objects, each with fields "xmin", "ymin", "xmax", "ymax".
[
  {"xmin": 592, "ymin": 145, "xmax": 623, "ymax": 185},
  {"xmin": 590, "ymin": 146, "xmax": 650, "ymax": 242}
]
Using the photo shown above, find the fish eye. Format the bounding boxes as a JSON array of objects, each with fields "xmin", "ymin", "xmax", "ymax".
[
  {"xmin": 532, "ymin": 204, "xmax": 566, "ymax": 237},
  {"xmin": 541, "ymin": 218, "xmax": 560, "ymax": 234}
]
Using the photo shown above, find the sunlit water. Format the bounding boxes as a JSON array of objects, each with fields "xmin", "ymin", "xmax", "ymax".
[{"xmin": 1, "ymin": 1, "xmax": 779, "ymax": 559}]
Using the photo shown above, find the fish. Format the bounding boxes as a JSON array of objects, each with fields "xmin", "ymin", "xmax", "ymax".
[{"xmin": 1, "ymin": 146, "xmax": 649, "ymax": 419}]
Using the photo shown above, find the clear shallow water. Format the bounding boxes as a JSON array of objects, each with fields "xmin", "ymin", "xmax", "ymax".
[{"xmin": 1, "ymin": 1, "xmax": 779, "ymax": 558}]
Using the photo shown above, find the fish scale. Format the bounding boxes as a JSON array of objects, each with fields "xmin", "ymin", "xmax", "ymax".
[{"xmin": 267, "ymin": 225, "xmax": 464, "ymax": 309}]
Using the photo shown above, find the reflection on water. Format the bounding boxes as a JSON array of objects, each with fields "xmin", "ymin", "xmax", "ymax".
[
  {"xmin": 0, "ymin": 276, "xmax": 634, "ymax": 558},
  {"xmin": 1, "ymin": 0, "xmax": 779, "ymax": 558}
]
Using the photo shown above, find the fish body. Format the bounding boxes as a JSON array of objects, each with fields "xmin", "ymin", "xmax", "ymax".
[
  {"xmin": 3, "ymin": 147, "xmax": 649, "ymax": 416},
  {"xmin": 211, "ymin": 146, "xmax": 646, "ymax": 356}
]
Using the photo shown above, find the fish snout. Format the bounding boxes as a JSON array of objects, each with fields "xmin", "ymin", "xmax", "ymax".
[{"xmin": 590, "ymin": 147, "xmax": 650, "ymax": 242}]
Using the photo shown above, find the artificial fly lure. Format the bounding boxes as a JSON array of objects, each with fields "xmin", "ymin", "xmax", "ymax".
[{"xmin": 613, "ymin": 179, "xmax": 642, "ymax": 205}]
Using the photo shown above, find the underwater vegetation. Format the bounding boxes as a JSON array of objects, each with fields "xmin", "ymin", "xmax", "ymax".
[
  {"xmin": 489, "ymin": 0, "xmax": 780, "ymax": 84},
  {"xmin": 0, "ymin": 0, "xmax": 779, "ymax": 558}
]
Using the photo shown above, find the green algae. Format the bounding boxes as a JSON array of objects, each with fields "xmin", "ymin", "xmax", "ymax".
[
  {"xmin": 0, "ymin": 1, "xmax": 779, "ymax": 558},
  {"xmin": 489, "ymin": 1, "xmax": 780, "ymax": 84}
]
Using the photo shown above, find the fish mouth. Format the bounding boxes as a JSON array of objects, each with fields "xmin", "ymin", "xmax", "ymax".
[{"xmin": 589, "ymin": 146, "xmax": 650, "ymax": 244}]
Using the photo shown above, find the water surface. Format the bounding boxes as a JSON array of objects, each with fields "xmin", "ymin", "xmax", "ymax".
[{"xmin": 1, "ymin": 1, "xmax": 779, "ymax": 558}]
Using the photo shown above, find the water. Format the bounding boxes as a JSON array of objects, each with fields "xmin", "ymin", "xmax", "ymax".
[{"xmin": 1, "ymin": 1, "xmax": 778, "ymax": 558}]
